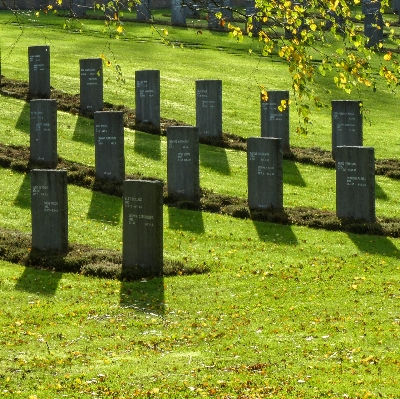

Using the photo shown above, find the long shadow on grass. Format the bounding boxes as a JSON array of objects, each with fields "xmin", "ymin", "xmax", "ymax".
[
  {"xmin": 14, "ymin": 266, "xmax": 62, "ymax": 296},
  {"xmin": 200, "ymin": 145, "xmax": 230, "ymax": 175},
  {"xmin": 134, "ymin": 130, "xmax": 161, "ymax": 160},
  {"xmin": 168, "ymin": 206, "xmax": 205, "ymax": 233},
  {"xmin": 252, "ymin": 218, "xmax": 298, "ymax": 245},
  {"xmin": 87, "ymin": 190, "xmax": 122, "ymax": 224},
  {"xmin": 283, "ymin": 160, "xmax": 306, "ymax": 187},
  {"xmin": 375, "ymin": 182, "xmax": 389, "ymax": 201},
  {"xmin": 15, "ymin": 101, "xmax": 30, "ymax": 134},
  {"xmin": 120, "ymin": 278, "xmax": 165, "ymax": 316},
  {"xmin": 347, "ymin": 233, "xmax": 400, "ymax": 258},
  {"xmin": 73, "ymin": 115, "xmax": 94, "ymax": 145},
  {"xmin": 14, "ymin": 173, "xmax": 31, "ymax": 208}
]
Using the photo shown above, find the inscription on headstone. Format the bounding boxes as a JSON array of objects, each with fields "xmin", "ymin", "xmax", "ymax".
[
  {"xmin": 80, "ymin": 58, "xmax": 103, "ymax": 112},
  {"xmin": 196, "ymin": 80, "xmax": 222, "ymax": 139},
  {"xmin": 208, "ymin": 6, "xmax": 222, "ymax": 29},
  {"xmin": 122, "ymin": 180, "xmax": 163, "ymax": 277},
  {"xmin": 136, "ymin": 0, "xmax": 152, "ymax": 21},
  {"xmin": 261, "ymin": 90, "xmax": 290, "ymax": 152},
  {"xmin": 167, "ymin": 126, "xmax": 199, "ymax": 201},
  {"xmin": 332, "ymin": 100, "xmax": 363, "ymax": 159},
  {"xmin": 247, "ymin": 137, "xmax": 283, "ymax": 210},
  {"xmin": 30, "ymin": 99, "xmax": 58, "ymax": 167},
  {"xmin": 135, "ymin": 69, "xmax": 160, "ymax": 129},
  {"xmin": 94, "ymin": 111, "xmax": 125, "ymax": 182},
  {"xmin": 364, "ymin": 8, "xmax": 383, "ymax": 47},
  {"xmin": 28, "ymin": 46, "xmax": 50, "ymax": 98},
  {"xmin": 31, "ymin": 169, "xmax": 68, "ymax": 252},
  {"xmin": 336, "ymin": 146, "xmax": 375, "ymax": 222}
]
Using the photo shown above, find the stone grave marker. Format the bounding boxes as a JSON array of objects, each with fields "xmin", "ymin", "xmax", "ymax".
[
  {"xmin": 247, "ymin": 137, "xmax": 283, "ymax": 210},
  {"xmin": 94, "ymin": 111, "xmax": 125, "ymax": 183},
  {"xmin": 72, "ymin": 0, "xmax": 86, "ymax": 17},
  {"xmin": 245, "ymin": 0, "xmax": 262, "ymax": 35},
  {"xmin": 136, "ymin": 0, "xmax": 152, "ymax": 21},
  {"xmin": 364, "ymin": 9, "xmax": 383, "ymax": 47},
  {"xmin": 30, "ymin": 99, "xmax": 58, "ymax": 167},
  {"xmin": 122, "ymin": 179, "xmax": 163, "ymax": 276},
  {"xmin": 208, "ymin": 6, "xmax": 222, "ymax": 29},
  {"xmin": 135, "ymin": 69, "xmax": 160, "ymax": 129},
  {"xmin": 171, "ymin": 0, "xmax": 187, "ymax": 25},
  {"xmin": 261, "ymin": 90, "xmax": 290, "ymax": 152},
  {"xmin": 221, "ymin": 0, "xmax": 233, "ymax": 21},
  {"xmin": 28, "ymin": 45, "xmax": 50, "ymax": 98},
  {"xmin": 167, "ymin": 126, "xmax": 200, "ymax": 201},
  {"xmin": 31, "ymin": 169, "xmax": 68, "ymax": 252},
  {"xmin": 186, "ymin": 0, "xmax": 200, "ymax": 17},
  {"xmin": 331, "ymin": 100, "xmax": 363, "ymax": 159},
  {"xmin": 80, "ymin": 58, "xmax": 103, "ymax": 113},
  {"xmin": 336, "ymin": 146, "xmax": 375, "ymax": 222},
  {"xmin": 196, "ymin": 80, "xmax": 222, "ymax": 139}
]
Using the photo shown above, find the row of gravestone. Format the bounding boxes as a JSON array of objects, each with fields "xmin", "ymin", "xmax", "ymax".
[
  {"xmin": 30, "ymin": 139, "xmax": 375, "ymax": 277},
  {"xmin": 71, "ymin": 0, "xmax": 385, "ymax": 47},
  {"xmin": 27, "ymin": 45, "xmax": 365, "ymax": 157}
]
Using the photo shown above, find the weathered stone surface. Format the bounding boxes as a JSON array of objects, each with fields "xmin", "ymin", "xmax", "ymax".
[
  {"xmin": 80, "ymin": 58, "xmax": 103, "ymax": 112},
  {"xmin": 196, "ymin": 80, "xmax": 222, "ymax": 139},
  {"xmin": 261, "ymin": 90, "xmax": 290, "ymax": 152},
  {"xmin": 31, "ymin": 169, "xmax": 68, "ymax": 251},
  {"xmin": 28, "ymin": 46, "xmax": 50, "ymax": 98},
  {"xmin": 247, "ymin": 137, "xmax": 283, "ymax": 210},
  {"xmin": 30, "ymin": 99, "xmax": 58, "ymax": 168},
  {"xmin": 135, "ymin": 70, "xmax": 160, "ymax": 128},
  {"xmin": 122, "ymin": 180, "xmax": 163, "ymax": 276},
  {"xmin": 331, "ymin": 100, "xmax": 363, "ymax": 159},
  {"xmin": 336, "ymin": 146, "xmax": 375, "ymax": 222},
  {"xmin": 136, "ymin": 0, "xmax": 151, "ymax": 21},
  {"xmin": 94, "ymin": 111, "xmax": 125, "ymax": 182},
  {"xmin": 167, "ymin": 126, "xmax": 199, "ymax": 201}
]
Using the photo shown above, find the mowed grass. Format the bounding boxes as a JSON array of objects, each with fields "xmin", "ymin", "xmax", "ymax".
[{"xmin": 1, "ymin": 9, "xmax": 400, "ymax": 398}]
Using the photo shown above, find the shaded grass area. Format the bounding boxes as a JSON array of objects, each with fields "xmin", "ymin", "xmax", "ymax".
[
  {"xmin": 2, "ymin": 142, "xmax": 400, "ymax": 238},
  {"xmin": 0, "ymin": 227, "xmax": 209, "ymax": 280}
]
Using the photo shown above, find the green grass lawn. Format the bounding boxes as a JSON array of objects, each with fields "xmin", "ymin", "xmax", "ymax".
[{"xmin": 1, "ymin": 8, "xmax": 400, "ymax": 398}]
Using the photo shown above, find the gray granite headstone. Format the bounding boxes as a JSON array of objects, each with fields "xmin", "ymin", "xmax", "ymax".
[
  {"xmin": 332, "ymin": 100, "xmax": 363, "ymax": 159},
  {"xmin": 261, "ymin": 90, "xmax": 290, "ymax": 152},
  {"xmin": 94, "ymin": 111, "xmax": 125, "ymax": 183},
  {"xmin": 362, "ymin": 0, "xmax": 380, "ymax": 14},
  {"xmin": 135, "ymin": 69, "xmax": 160, "ymax": 129},
  {"xmin": 171, "ymin": 0, "xmax": 187, "ymax": 25},
  {"xmin": 245, "ymin": 0, "xmax": 261, "ymax": 35},
  {"xmin": 167, "ymin": 126, "xmax": 200, "ymax": 201},
  {"xmin": 336, "ymin": 146, "xmax": 375, "ymax": 222},
  {"xmin": 393, "ymin": 0, "xmax": 400, "ymax": 13},
  {"xmin": 28, "ymin": 46, "xmax": 50, "ymax": 98},
  {"xmin": 221, "ymin": 0, "xmax": 233, "ymax": 20},
  {"xmin": 80, "ymin": 58, "xmax": 103, "ymax": 113},
  {"xmin": 72, "ymin": 0, "xmax": 86, "ymax": 17},
  {"xmin": 247, "ymin": 137, "xmax": 283, "ymax": 210},
  {"xmin": 208, "ymin": 6, "xmax": 222, "ymax": 29},
  {"xmin": 31, "ymin": 169, "xmax": 68, "ymax": 252},
  {"xmin": 196, "ymin": 80, "xmax": 222, "ymax": 139},
  {"xmin": 186, "ymin": 0, "xmax": 200, "ymax": 17},
  {"xmin": 122, "ymin": 180, "xmax": 163, "ymax": 276},
  {"xmin": 136, "ymin": 0, "xmax": 152, "ymax": 21},
  {"xmin": 30, "ymin": 99, "xmax": 58, "ymax": 167},
  {"xmin": 364, "ymin": 7, "xmax": 383, "ymax": 47}
]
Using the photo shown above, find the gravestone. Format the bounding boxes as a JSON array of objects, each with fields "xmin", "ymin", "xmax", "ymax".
[
  {"xmin": 196, "ymin": 80, "xmax": 222, "ymax": 139},
  {"xmin": 167, "ymin": 126, "xmax": 200, "ymax": 201},
  {"xmin": 221, "ymin": 0, "xmax": 233, "ymax": 21},
  {"xmin": 72, "ymin": 0, "xmax": 86, "ymax": 17},
  {"xmin": 362, "ymin": 0, "xmax": 380, "ymax": 14},
  {"xmin": 364, "ymin": 8, "xmax": 383, "ymax": 47},
  {"xmin": 325, "ymin": 9, "xmax": 344, "ymax": 31},
  {"xmin": 136, "ymin": 0, "xmax": 152, "ymax": 21},
  {"xmin": 80, "ymin": 58, "xmax": 103, "ymax": 113},
  {"xmin": 208, "ymin": 6, "xmax": 222, "ymax": 29},
  {"xmin": 261, "ymin": 90, "xmax": 290, "ymax": 152},
  {"xmin": 135, "ymin": 69, "xmax": 160, "ymax": 129},
  {"xmin": 122, "ymin": 179, "xmax": 163, "ymax": 277},
  {"xmin": 186, "ymin": 0, "xmax": 200, "ymax": 17},
  {"xmin": 171, "ymin": 0, "xmax": 187, "ymax": 25},
  {"xmin": 331, "ymin": 100, "xmax": 363, "ymax": 159},
  {"xmin": 247, "ymin": 137, "xmax": 283, "ymax": 210},
  {"xmin": 393, "ymin": 0, "xmax": 400, "ymax": 13},
  {"xmin": 336, "ymin": 146, "xmax": 375, "ymax": 222},
  {"xmin": 30, "ymin": 99, "xmax": 58, "ymax": 167},
  {"xmin": 28, "ymin": 46, "xmax": 50, "ymax": 98},
  {"xmin": 245, "ymin": 0, "xmax": 262, "ymax": 35},
  {"xmin": 31, "ymin": 169, "xmax": 68, "ymax": 252},
  {"xmin": 94, "ymin": 111, "xmax": 125, "ymax": 182}
]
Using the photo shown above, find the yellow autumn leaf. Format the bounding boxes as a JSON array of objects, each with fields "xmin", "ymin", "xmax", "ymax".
[
  {"xmin": 57, "ymin": 0, "xmax": 63, "ymax": 4},
  {"xmin": 383, "ymin": 52, "xmax": 392, "ymax": 61},
  {"xmin": 310, "ymin": 23, "xmax": 317, "ymax": 31},
  {"xmin": 35, "ymin": 11, "xmax": 40, "ymax": 17},
  {"xmin": 116, "ymin": 25, "xmax": 124, "ymax": 34},
  {"xmin": 163, "ymin": 28, "xmax": 169, "ymax": 36}
]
